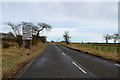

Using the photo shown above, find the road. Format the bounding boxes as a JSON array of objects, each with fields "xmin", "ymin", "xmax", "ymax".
[{"xmin": 19, "ymin": 43, "xmax": 119, "ymax": 78}]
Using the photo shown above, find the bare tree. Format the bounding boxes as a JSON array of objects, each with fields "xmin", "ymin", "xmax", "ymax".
[
  {"xmin": 8, "ymin": 22, "xmax": 23, "ymax": 47},
  {"xmin": 112, "ymin": 34, "xmax": 120, "ymax": 43},
  {"xmin": 103, "ymin": 34, "xmax": 112, "ymax": 43},
  {"xmin": 8, "ymin": 22, "xmax": 21, "ymax": 36},
  {"xmin": 33, "ymin": 23, "xmax": 52, "ymax": 36},
  {"xmin": 7, "ymin": 32, "xmax": 15, "ymax": 39},
  {"xmin": 21, "ymin": 22, "xmax": 34, "ymax": 26},
  {"xmin": 63, "ymin": 31, "xmax": 71, "ymax": 44}
]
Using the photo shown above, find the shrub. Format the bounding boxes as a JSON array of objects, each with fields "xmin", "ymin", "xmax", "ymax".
[
  {"xmin": 16, "ymin": 35, "xmax": 22, "ymax": 47},
  {"xmin": 2, "ymin": 42, "xmax": 11, "ymax": 48}
]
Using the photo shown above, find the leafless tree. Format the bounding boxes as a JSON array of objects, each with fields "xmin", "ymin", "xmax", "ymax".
[
  {"xmin": 63, "ymin": 31, "xmax": 71, "ymax": 44},
  {"xmin": 7, "ymin": 32, "xmax": 15, "ymax": 39},
  {"xmin": 8, "ymin": 22, "xmax": 21, "ymax": 36},
  {"xmin": 112, "ymin": 34, "xmax": 120, "ymax": 43},
  {"xmin": 103, "ymin": 34, "xmax": 112, "ymax": 43},
  {"xmin": 21, "ymin": 22, "xmax": 33, "ymax": 26},
  {"xmin": 33, "ymin": 23, "xmax": 52, "ymax": 36}
]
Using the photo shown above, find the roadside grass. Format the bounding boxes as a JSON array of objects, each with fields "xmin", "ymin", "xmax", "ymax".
[
  {"xmin": 60, "ymin": 43, "xmax": 120, "ymax": 63},
  {"xmin": 2, "ymin": 42, "xmax": 48, "ymax": 78}
]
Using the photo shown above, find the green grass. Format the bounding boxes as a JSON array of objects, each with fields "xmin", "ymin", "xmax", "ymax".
[
  {"xmin": 77, "ymin": 44, "xmax": 118, "ymax": 54},
  {"xmin": 110, "ymin": 47, "xmax": 118, "ymax": 53}
]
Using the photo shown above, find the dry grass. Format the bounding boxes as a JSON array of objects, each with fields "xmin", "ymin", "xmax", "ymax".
[
  {"xmin": 2, "ymin": 42, "xmax": 48, "ymax": 78},
  {"xmin": 60, "ymin": 43, "xmax": 120, "ymax": 63}
]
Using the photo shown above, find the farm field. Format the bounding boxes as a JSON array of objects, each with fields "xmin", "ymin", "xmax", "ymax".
[{"xmin": 75, "ymin": 43, "xmax": 120, "ymax": 54}]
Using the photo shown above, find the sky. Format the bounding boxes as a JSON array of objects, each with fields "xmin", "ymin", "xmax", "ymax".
[{"xmin": 0, "ymin": 1, "xmax": 118, "ymax": 43}]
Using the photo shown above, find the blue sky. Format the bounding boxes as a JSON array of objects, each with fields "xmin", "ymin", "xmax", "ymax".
[{"xmin": 0, "ymin": 2, "xmax": 118, "ymax": 43}]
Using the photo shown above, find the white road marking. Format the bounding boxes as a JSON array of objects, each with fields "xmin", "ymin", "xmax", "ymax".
[
  {"xmin": 115, "ymin": 64, "xmax": 120, "ymax": 67},
  {"xmin": 58, "ymin": 49, "xmax": 60, "ymax": 50},
  {"xmin": 72, "ymin": 62, "xmax": 87, "ymax": 74},
  {"xmin": 55, "ymin": 46, "xmax": 58, "ymax": 48},
  {"xmin": 63, "ymin": 53, "xmax": 66, "ymax": 55}
]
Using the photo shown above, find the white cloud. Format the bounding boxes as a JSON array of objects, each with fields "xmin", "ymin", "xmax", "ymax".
[
  {"xmin": 1, "ymin": 2, "xmax": 118, "ymax": 42},
  {"xmin": 0, "ymin": 24, "xmax": 13, "ymax": 33},
  {"xmin": 1, "ymin": 0, "xmax": 119, "ymax": 2},
  {"xmin": 42, "ymin": 27, "xmax": 105, "ymax": 42}
]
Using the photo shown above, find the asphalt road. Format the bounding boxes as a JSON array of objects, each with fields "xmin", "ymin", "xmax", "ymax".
[{"xmin": 19, "ymin": 43, "xmax": 119, "ymax": 78}]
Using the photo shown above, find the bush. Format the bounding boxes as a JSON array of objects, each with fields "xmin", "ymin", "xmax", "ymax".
[
  {"xmin": 2, "ymin": 42, "xmax": 11, "ymax": 48},
  {"xmin": 25, "ymin": 40, "xmax": 31, "ymax": 48},
  {"xmin": 16, "ymin": 35, "xmax": 22, "ymax": 47},
  {"xmin": 32, "ymin": 35, "xmax": 38, "ymax": 45}
]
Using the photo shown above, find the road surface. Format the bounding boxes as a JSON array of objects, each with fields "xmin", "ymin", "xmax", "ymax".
[{"xmin": 19, "ymin": 43, "xmax": 119, "ymax": 78}]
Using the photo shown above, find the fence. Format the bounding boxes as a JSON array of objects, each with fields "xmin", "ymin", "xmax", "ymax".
[{"xmin": 76, "ymin": 43, "xmax": 120, "ymax": 54}]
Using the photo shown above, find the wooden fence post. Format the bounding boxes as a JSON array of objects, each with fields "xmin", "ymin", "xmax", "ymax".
[
  {"xmin": 101, "ymin": 46, "xmax": 103, "ymax": 51},
  {"xmin": 96, "ymin": 45, "xmax": 98, "ymax": 50},
  {"xmin": 109, "ymin": 46, "xmax": 110, "ymax": 52}
]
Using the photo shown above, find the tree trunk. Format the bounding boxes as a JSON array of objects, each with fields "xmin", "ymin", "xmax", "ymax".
[
  {"xmin": 106, "ymin": 39, "xmax": 108, "ymax": 43},
  {"xmin": 114, "ymin": 40, "xmax": 116, "ymax": 43},
  {"xmin": 37, "ymin": 32, "xmax": 39, "ymax": 36},
  {"xmin": 66, "ymin": 38, "xmax": 69, "ymax": 44}
]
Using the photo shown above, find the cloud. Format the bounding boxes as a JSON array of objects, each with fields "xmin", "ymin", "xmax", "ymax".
[
  {"xmin": 0, "ymin": 24, "xmax": 13, "ymax": 33},
  {"xmin": 1, "ymin": 0, "xmax": 119, "ymax": 2},
  {"xmin": 42, "ymin": 27, "xmax": 105, "ymax": 42},
  {"xmin": 2, "ymin": 2, "xmax": 117, "ymax": 23},
  {"xmin": 1, "ymin": 2, "xmax": 118, "ymax": 42}
]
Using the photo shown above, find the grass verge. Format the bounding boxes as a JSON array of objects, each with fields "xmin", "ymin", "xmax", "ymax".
[
  {"xmin": 60, "ymin": 43, "xmax": 120, "ymax": 63},
  {"xmin": 2, "ymin": 42, "xmax": 48, "ymax": 78}
]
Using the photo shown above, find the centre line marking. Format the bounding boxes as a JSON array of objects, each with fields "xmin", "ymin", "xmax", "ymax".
[
  {"xmin": 115, "ymin": 64, "xmax": 120, "ymax": 67},
  {"xmin": 72, "ymin": 62, "xmax": 87, "ymax": 74},
  {"xmin": 63, "ymin": 53, "xmax": 65, "ymax": 55},
  {"xmin": 55, "ymin": 46, "xmax": 57, "ymax": 48}
]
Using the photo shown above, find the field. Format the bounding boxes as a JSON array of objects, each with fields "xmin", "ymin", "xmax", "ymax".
[
  {"xmin": 60, "ymin": 43, "xmax": 120, "ymax": 63},
  {"xmin": 2, "ymin": 41, "xmax": 48, "ymax": 78},
  {"xmin": 75, "ymin": 43, "xmax": 120, "ymax": 54}
]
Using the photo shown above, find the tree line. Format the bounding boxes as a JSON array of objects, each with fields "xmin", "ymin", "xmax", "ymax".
[
  {"xmin": 7, "ymin": 22, "xmax": 52, "ymax": 48},
  {"xmin": 8, "ymin": 22, "xmax": 52, "ymax": 37}
]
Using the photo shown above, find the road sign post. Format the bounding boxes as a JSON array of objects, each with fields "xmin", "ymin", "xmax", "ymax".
[{"xmin": 22, "ymin": 25, "xmax": 32, "ymax": 48}]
